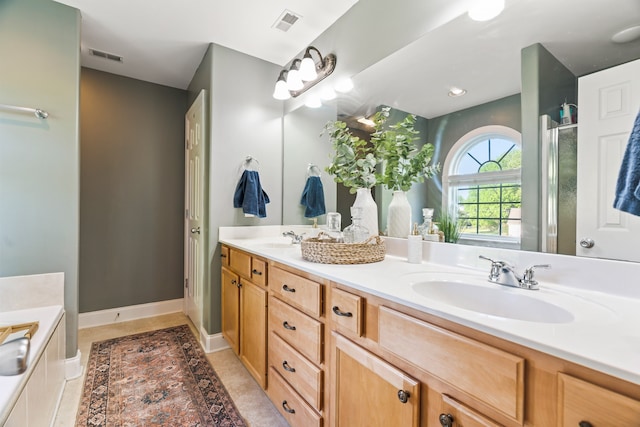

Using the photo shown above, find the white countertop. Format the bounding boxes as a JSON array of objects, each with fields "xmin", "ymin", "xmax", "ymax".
[
  {"xmin": 0, "ymin": 305, "xmax": 64, "ymax": 424},
  {"xmin": 219, "ymin": 226, "xmax": 640, "ymax": 386}
]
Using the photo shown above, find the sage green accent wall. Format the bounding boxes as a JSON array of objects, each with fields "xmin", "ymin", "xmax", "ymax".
[
  {"xmin": 520, "ymin": 43, "xmax": 577, "ymax": 251},
  {"xmin": 79, "ymin": 68, "xmax": 187, "ymax": 312},
  {"xmin": 188, "ymin": 44, "xmax": 282, "ymax": 335},
  {"xmin": 0, "ymin": 0, "xmax": 80, "ymax": 357}
]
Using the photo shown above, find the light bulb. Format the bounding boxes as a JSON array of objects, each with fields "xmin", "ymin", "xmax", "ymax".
[
  {"xmin": 334, "ymin": 77, "xmax": 354, "ymax": 93},
  {"xmin": 273, "ymin": 79, "xmax": 291, "ymax": 100},
  {"xmin": 286, "ymin": 69, "xmax": 304, "ymax": 91},
  {"xmin": 299, "ymin": 56, "xmax": 318, "ymax": 81}
]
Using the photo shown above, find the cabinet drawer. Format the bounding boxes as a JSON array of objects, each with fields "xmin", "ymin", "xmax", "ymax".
[
  {"xmin": 269, "ymin": 296, "xmax": 323, "ymax": 365},
  {"xmin": 440, "ymin": 394, "xmax": 501, "ymax": 427},
  {"xmin": 220, "ymin": 246, "xmax": 230, "ymax": 267},
  {"xmin": 330, "ymin": 287, "xmax": 363, "ymax": 337},
  {"xmin": 378, "ymin": 306, "xmax": 524, "ymax": 423},
  {"xmin": 557, "ymin": 373, "xmax": 640, "ymax": 426},
  {"xmin": 269, "ymin": 331, "xmax": 323, "ymax": 411},
  {"xmin": 267, "ymin": 367, "xmax": 322, "ymax": 427},
  {"xmin": 229, "ymin": 248, "xmax": 251, "ymax": 278},
  {"xmin": 251, "ymin": 258, "xmax": 267, "ymax": 287},
  {"xmin": 270, "ymin": 266, "xmax": 322, "ymax": 317}
]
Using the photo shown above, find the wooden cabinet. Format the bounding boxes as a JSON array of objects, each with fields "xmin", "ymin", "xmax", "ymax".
[
  {"xmin": 221, "ymin": 247, "xmax": 268, "ymax": 388},
  {"xmin": 437, "ymin": 394, "xmax": 502, "ymax": 427},
  {"xmin": 332, "ymin": 332, "xmax": 420, "ymax": 427},
  {"xmin": 267, "ymin": 264, "xmax": 327, "ymax": 426},
  {"xmin": 557, "ymin": 373, "xmax": 640, "ymax": 426}
]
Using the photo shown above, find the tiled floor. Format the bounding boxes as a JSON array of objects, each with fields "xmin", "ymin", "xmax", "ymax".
[{"xmin": 53, "ymin": 312, "xmax": 288, "ymax": 427}]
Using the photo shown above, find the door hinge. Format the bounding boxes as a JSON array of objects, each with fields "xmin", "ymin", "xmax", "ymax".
[
  {"xmin": 185, "ymin": 278, "xmax": 189, "ymax": 289},
  {"xmin": 185, "ymin": 208, "xmax": 189, "ymax": 219}
]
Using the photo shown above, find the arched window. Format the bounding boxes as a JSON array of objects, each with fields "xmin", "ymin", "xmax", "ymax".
[{"xmin": 442, "ymin": 125, "xmax": 522, "ymax": 247}]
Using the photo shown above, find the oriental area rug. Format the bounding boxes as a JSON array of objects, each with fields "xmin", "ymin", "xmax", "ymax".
[{"xmin": 76, "ymin": 325, "xmax": 246, "ymax": 427}]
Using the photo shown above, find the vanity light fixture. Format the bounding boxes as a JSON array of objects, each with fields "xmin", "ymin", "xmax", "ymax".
[
  {"xmin": 468, "ymin": 0, "xmax": 505, "ymax": 21},
  {"xmin": 273, "ymin": 70, "xmax": 291, "ymax": 100},
  {"xmin": 273, "ymin": 46, "xmax": 337, "ymax": 99},
  {"xmin": 448, "ymin": 87, "xmax": 467, "ymax": 97}
]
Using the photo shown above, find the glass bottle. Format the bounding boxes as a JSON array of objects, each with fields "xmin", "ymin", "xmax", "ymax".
[
  {"xmin": 343, "ymin": 207, "xmax": 370, "ymax": 243},
  {"xmin": 418, "ymin": 208, "xmax": 434, "ymax": 239}
]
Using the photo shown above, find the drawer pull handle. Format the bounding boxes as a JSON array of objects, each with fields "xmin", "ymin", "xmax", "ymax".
[
  {"xmin": 397, "ymin": 389, "xmax": 410, "ymax": 403},
  {"xmin": 252, "ymin": 269, "xmax": 263, "ymax": 276},
  {"xmin": 439, "ymin": 413, "xmax": 454, "ymax": 427},
  {"xmin": 282, "ymin": 360, "xmax": 296, "ymax": 373},
  {"xmin": 332, "ymin": 306, "xmax": 353, "ymax": 317},
  {"xmin": 579, "ymin": 423, "xmax": 593, "ymax": 427},
  {"xmin": 283, "ymin": 321, "xmax": 297, "ymax": 331},
  {"xmin": 282, "ymin": 284, "xmax": 296, "ymax": 293},
  {"xmin": 220, "ymin": 253, "xmax": 227, "ymax": 258},
  {"xmin": 282, "ymin": 400, "xmax": 295, "ymax": 414}
]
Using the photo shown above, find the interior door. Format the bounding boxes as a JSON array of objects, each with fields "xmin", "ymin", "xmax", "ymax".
[
  {"xmin": 576, "ymin": 59, "xmax": 640, "ymax": 262},
  {"xmin": 184, "ymin": 90, "xmax": 206, "ymax": 327}
]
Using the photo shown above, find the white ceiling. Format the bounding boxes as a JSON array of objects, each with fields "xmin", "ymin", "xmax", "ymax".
[
  {"xmin": 54, "ymin": 0, "xmax": 359, "ymax": 89},
  {"xmin": 344, "ymin": 0, "xmax": 640, "ymax": 120}
]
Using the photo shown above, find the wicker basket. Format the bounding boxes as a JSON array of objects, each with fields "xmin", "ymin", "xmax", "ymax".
[{"xmin": 301, "ymin": 233, "xmax": 386, "ymax": 264}]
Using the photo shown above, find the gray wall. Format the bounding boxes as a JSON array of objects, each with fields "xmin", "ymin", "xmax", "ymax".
[
  {"xmin": 0, "ymin": 0, "xmax": 80, "ymax": 357},
  {"xmin": 79, "ymin": 68, "xmax": 187, "ymax": 312},
  {"xmin": 521, "ymin": 43, "xmax": 577, "ymax": 251},
  {"xmin": 425, "ymin": 94, "xmax": 522, "ymax": 217},
  {"xmin": 188, "ymin": 44, "xmax": 282, "ymax": 335}
]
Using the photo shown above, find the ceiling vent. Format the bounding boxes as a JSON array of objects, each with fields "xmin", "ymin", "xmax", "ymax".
[
  {"xmin": 89, "ymin": 48, "xmax": 123, "ymax": 63},
  {"xmin": 273, "ymin": 10, "xmax": 301, "ymax": 32}
]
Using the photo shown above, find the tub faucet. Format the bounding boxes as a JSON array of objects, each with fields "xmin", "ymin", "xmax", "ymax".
[
  {"xmin": 282, "ymin": 231, "xmax": 305, "ymax": 244},
  {"xmin": 479, "ymin": 255, "xmax": 550, "ymax": 290}
]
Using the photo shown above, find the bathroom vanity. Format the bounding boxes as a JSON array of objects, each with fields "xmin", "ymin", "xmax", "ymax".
[{"xmin": 219, "ymin": 226, "xmax": 640, "ymax": 426}]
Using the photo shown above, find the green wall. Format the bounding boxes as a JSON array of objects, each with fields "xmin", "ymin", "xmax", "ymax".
[
  {"xmin": 0, "ymin": 0, "xmax": 81, "ymax": 357},
  {"xmin": 79, "ymin": 68, "xmax": 187, "ymax": 312}
]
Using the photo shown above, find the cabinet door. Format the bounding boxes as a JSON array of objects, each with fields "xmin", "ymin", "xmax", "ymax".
[
  {"xmin": 240, "ymin": 279, "xmax": 267, "ymax": 388},
  {"xmin": 438, "ymin": 394, "xmax": 501, "ymax": 427},
  {"xmin": 333, "ymin": 332, "xmax": 419, "ymax": 427},
  {"xmin": 558, "ymin": 373, "xmax": 640, "ymax": 426},
  {"xmin": 221, "ymin": 266, "xmax": 241, "ymax": 354}
]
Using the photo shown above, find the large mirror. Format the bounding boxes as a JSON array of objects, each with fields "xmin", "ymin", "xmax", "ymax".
[{"xmin": 282, "ymin": 0, "xmax": 640, "ymax": 262}]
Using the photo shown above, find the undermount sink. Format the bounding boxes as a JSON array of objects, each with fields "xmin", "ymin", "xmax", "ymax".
[{"xmin": 411, "ymin": 279, "xmax": 575, "ymax": 323}]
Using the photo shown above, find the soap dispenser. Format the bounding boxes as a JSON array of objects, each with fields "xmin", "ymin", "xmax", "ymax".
[{"xmin": 407, "ymin": 223, "xmax": 423, "ymax": 264}]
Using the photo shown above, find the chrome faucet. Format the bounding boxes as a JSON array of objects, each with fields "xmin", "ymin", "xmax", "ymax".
[
  {"xmin": 479, "ymin": 255, "xmax": 550, "ymax": 290},
  {"xmin": 282, "ymin": 230, "xmax": 305, "ymax": 244}
]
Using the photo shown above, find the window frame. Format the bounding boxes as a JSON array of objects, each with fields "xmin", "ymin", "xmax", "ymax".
[{"xmin": 442, "ymin": 125, "xmax": 522, "ymax": 247}]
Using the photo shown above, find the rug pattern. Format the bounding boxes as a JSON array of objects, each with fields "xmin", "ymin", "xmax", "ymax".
[{"xmin": 76, "ymin": 325, "xmax": 246, "ymax": 426}]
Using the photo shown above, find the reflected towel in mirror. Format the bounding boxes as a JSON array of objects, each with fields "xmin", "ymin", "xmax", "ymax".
[
  {"xmin": 300, "ymin": 176, "xmax": 326, "ymax": 218},
  {"xmin": 233, "ymin": 170, "xmax": 270, "ymax": 218},
  {"xmin": 614, "ymin": 109, "xmax": 640, "ymax": 217}
]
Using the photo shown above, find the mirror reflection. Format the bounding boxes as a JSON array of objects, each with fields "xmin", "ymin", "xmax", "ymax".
[{"xmin": 282, "ymin": 0, "xmax": 640, "ymax": 262}]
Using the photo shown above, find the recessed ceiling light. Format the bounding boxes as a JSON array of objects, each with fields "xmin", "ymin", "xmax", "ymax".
[
  {"xmin": 612, "ymin": 25, "xmax": 640, "ymax": 44},
  {"xmin": 468, "ymin": 0, "xmax": 505, "ymax": 21},
  {"xmin": 448, "ymin": 87, "xmax": 467, "ymax": 97}
]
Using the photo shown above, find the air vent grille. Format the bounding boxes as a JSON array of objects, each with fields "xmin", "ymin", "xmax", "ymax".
[
  {"xmin": 273, "ymin": 10, "xmax": 301, "ymax": 32},
  {"xmin": 89, "ymin": 48, "xmax": 123, "ymax": 63}
]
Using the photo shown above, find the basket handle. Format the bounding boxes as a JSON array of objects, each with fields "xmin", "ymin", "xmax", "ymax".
[{"xmin": 363, "ymin": 235, "xmax": 383, "ymax": 244}]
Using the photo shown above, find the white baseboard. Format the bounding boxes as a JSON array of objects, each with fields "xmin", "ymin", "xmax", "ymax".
[
  {"xmin": 200, "ymin": 325, "xmax": 230, "ymax": 353},
  {"xmin": 79, "ymin": 298, "xmax": 184, "ymax": 329},
  {"xmin": 65, "ymin": 349, "xmax": 83, "ymax": 380}
]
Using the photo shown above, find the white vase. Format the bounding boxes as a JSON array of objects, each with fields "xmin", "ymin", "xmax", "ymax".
[
  {"xmin": 387, "ymin": 190, "xmax": 412, "ymax": 237},
  {"xmin": 352, "ymin": 188, "xmax": 379, "ymax": 236}
]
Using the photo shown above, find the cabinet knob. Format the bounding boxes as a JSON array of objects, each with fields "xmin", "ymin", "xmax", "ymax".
[
  {"xmin": 397, "ymin": 389, "xmax": 410, "ymax": 403},
  {"xmin": 282, "ymin": 284, "xmax": 296, "ymax": 293},
  {"xmin": 231, "ymin": 279, "xmax": 237, "ymax": 285},
  {"xmin": 439, "ymin": 413, "xmax": 454, "ymax": 427},
  {"xmin": 579, "ymin": 422, "xmax": 593, "ymax": 427},
  {"xmin": 252, "ymin": 269, "xmax": 263, "ymax": 276},
  {"xmin": 332, "ymin": 306, "xmax": 353, "ymax": 317},
  {"xmin": 282, "ymin": 400, "xmax": 295, "ymax": 414},
  {"xmin": 220, "ymin": 253, "xmax": 227, "ymax": 258}
]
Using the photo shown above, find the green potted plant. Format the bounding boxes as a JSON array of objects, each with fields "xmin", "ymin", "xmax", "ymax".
[
  {"xmin": 435, "ymin": 211, "xmax": 461, "ymax": 243},
  {"xmin": 323, "ymin": 120, "xmax": 379, "ymax": 235},
  {"xmin": 371, "ymin": 107, "xmax": 440, "ymax": 237}
]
